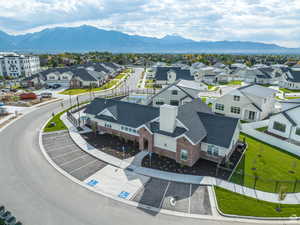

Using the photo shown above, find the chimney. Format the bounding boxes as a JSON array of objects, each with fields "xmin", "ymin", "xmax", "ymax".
[{"xmin": 159, "ymin": 105, "xmax": 178, "ymax": 133}]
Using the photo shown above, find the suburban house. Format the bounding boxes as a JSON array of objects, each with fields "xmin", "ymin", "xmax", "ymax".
[
  {"xmin": 212, "ymin": 84, "xmax": 277, "ymax": 121},
  {"xmin": 147, "ymin": 79, "xmax": 208, "ymax": 107},
  {"xmin": 84, "ymin": 98, "xmax": 240, "ymax": 166},
  {"xmin": 267, "ymin": 105, "xmax": 300, "ymax": 143},
  {"xmin": 279, "ymin": 68, "xmax": 300, "ymax": 90},
  {"xmin": 153, "ymin": 67, "xmax": 194, "ymax": 85},
  {"xmin": 21, "ymin": 62, "xmax": 124, "ymax": 88},
  {"xmin": 279, "ymin": 99, "xmax": 300, "ymax": 111}
]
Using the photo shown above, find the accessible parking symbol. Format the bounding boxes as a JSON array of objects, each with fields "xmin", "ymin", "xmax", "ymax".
[
  {"xmin": 118, "ymin": 191, "xmax": 130, "ymax": 199},
  {"xmin": 87, "ymin": 179, "xmax": 99, "ymax": 187}
]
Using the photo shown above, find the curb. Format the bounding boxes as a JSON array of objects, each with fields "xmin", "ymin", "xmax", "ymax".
[
  {"xmin": 39, "ymin": 114, "xmax": 300, "ymax": 223},
  {"xmin": 38, "ymin": 121, "xmax": 223, "ymax": 221},
  {"xmin": 211, "ymin": 186, "xmax": 300, "ymax": 221}
]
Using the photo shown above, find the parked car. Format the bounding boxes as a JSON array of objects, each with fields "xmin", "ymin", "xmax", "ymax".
[
  {"xmin": 19, "ymin": 93, "xmax": 37, "ymax": 100},
  {"xmin": 0, "ymin": 102, "xmax": 4, "ymax": 106},
  {"xmin": 52, "ymin": 84, "xmax": 61, "ymax": 89},
  {"xmin": 40, "ymin": 92, "xmax": 52, "ymax": 98}
]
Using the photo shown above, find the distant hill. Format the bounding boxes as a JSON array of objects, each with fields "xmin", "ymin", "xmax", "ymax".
[{"xmin": 0, "ymin": 25, "xmax": 299, "ymax": 54}]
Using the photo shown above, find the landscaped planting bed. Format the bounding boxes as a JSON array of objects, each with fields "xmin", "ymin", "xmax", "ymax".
[{"xmin": 81, "ymin": 132, "xmax": 140, "ymax": 159}]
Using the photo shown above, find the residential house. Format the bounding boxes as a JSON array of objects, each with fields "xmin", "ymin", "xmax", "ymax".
[
  {"xmin": 267, "ymin": 105, "xmax": 300, "ymax": 143},
  {"xmin": 147, "ymin": 79, "xmax": 208, "ymax": 107},
  {"xmin": 279, "ymin": 68, "xmax": 300, "ymax": 90},
  {"xmin": 153, "ymin": 67, "xmax": 194, "ymax": 85},
  {"xmin": 212, "ymin": 84, "xmax": 277, "ymax": 121},
  {"xmin": 84, "ymin": 98, "xmax": 240, "ymax": 166}
]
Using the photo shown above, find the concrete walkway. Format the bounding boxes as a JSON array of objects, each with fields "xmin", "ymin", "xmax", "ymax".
[{"xmin": 61, "ymin": 113, "xmax": 300, "ymax": 205}]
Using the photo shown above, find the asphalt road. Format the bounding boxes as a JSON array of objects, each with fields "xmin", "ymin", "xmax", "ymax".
[{"xmin": 0, "ymin": 69, "xmax": 289, "ymax": 225}]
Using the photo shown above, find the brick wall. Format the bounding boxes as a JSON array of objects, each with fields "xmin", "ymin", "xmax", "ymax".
[{"xmin": 176, "ymin": 137, "xmax": 202, "ymax": 166}]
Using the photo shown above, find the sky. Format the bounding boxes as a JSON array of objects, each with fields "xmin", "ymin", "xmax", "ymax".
[{"xmin": 0, "ymin": 0, "xmax": 300, "ymax": 48}]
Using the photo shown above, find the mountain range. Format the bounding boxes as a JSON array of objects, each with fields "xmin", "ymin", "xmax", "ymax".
[{"xmin": 0, "ymin": 25, "xmax": 299, "ymax": 54}]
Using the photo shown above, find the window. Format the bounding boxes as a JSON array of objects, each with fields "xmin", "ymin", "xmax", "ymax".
[
  {"xmin": 208, "ymin": 145, "xmax": 219, "ymax": 156},
  {"xmin": 170, "ymin": 100, "xmax": 179, "ymax": 106},
  {"xmin": 248, "ymin": 111, "xmax": 256, "ymax": 120},
  {"xmin": 171, "ymin": 90, "xmax": 178, "ymax": 95},
  {"xmin": 215, "ymin": 103, "xmax": 224, "ymax": 111},
  {"xmin": 231, "ymin": 106, "xmax": 240, "ymax": 114},
  {"xmin": 180, "ymin": 150, "xmax": 188, "ymax": 161},
  {"xmin": 104, "ymin": 123, "xmax": 112, "ymax": 128},
  {"xmin": 296, "ymin": 128, "xmax": 300, "ymax": 136},
  {"xmin": 213, "ymin": 148, "xmax": 219, "ymax": 156},
  {"xmin": 155, "ymin": 100, "xmax": 164, "ymax": 105},
  {"xmin": 273, "ymin": 122, "xmax": 286, "ymax": 132},
  {"xmin": 233, "ymin": 95, "xmax": 240, "ymax": 101}
]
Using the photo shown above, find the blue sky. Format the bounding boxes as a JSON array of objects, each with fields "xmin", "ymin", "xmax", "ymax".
[{"xmin": 0, "ymin": 0, "xmax": 300, "ymax": 47}]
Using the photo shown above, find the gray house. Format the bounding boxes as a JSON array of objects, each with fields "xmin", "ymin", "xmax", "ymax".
[{"xmin": 147, "ymin": 79, "xmax": 208, "ymax": 107}]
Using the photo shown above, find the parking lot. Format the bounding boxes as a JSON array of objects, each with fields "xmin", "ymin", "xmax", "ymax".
[
  {"xmin": 42, "ymin": 132, "xmax": 212, "ymax": 216},
  {"xmin": 133, "ymin": 178, "xmax": 212, "ymax": 215},
  {"xmin": 42, "ymin": 131, "xmax": 107, "ymax": 181}
]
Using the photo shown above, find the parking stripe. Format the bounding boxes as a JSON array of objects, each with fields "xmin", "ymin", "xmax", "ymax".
[
  {"xmin": 59, "ymin": 154, "xmax": 90, "ymax": 167},
  {"xmin": 45, "ymin": 144, "xmax": 75, "ymax": 153},
  {"xmin": 159, "ymin": 181, "xmax": 170, "ymax": 209},
  {"xmin": 188, "ymin": 184, "xmax": 192, "ymax": 214},
  {"xmin": 52, "ymin": 149, "xmax": 82, "ymax": 160},
  {"xmin": 69, "ymin": 160, "xmax": 99, "ymax": 174}
]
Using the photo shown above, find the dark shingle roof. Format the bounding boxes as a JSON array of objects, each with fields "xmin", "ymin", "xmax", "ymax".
[
  {"xmin": 71, "ymin": 69, "xmax": 98, "ymax": 81},
  {"xmin": 198, "ymin": 112, "xmax": 239, "ymax": 148},
  {"xmin": 84, "ymin": 98, "xmax": 159, "ymax": 128},
  {"xmin": 155, "ymin": 67, "xmax": 193, "ymax": 81},
  {"xmin": 286, "ymin": 69, "xmax": 300, "ymax": 83},
  {"xmin": 148, "ymin": 121, "xmax": 187, "ymax": 137}
]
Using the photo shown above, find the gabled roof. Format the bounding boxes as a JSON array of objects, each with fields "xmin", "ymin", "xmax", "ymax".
[
  {"xmin": 275, "ymin": 104, "xmax": 300, "ymax": 126},
  {"xmin": 286, "ymin": 69, "xmax": 300, "ymax": 83},
  {"xmin": 70, "ymin": 69, "xmax": 99, "ymax": 81},
  {"xmin": 238, "ymin": 84, "xmax": 277, "ymax": 98},
  {"xmin": 177, "ymin": 100, "xmax": 213, "ymax": 144},
  {"xmin": 198, "ymin": 112, "xmax": 239, "ymax": 148},
  {"xmin": 154, "ymin": 67, "xmax": 193, "ymax": 81},
  {"xmin": 84, "ymin": 98, "xmax": 159, "ymax": 128}
]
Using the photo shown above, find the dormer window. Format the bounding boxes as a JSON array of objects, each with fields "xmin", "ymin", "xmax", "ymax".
[
  {"xmin": 171, "ymin": 90, "xmax": 178, "ymax": 95},
  {"xmin": 233, "ymin": 95, "xmax": 240, "ymax": 101}
]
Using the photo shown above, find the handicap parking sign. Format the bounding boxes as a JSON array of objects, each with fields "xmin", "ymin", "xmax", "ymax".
[
  {"xmin": 87, "ymin": 179, "xmax": 99, "ymax": 187},
  {"xmin": 118, "ymin": 191, "xmax": 130, "ymax": 199}
]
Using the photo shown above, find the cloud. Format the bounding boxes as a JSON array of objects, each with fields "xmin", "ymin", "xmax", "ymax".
[{"xmin": 0, "ymin": 0, "xmax": 299, "ymax": 47}]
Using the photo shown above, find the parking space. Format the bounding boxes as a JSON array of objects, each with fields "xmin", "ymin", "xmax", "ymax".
[
  {"xmin": 133, "ymin": 178, "xmax": 212, "ymax": 215},
  {"xmin": 42, "ymin": 131, "xmax": 107, "ymax": 181}
]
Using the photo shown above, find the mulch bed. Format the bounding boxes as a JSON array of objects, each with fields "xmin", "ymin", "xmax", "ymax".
[
  {"xmin": 142, "ymin": 144, "xmax": 246, "ymax": 180},
  {"xmin": 81, "ymin": 132, "xmax": 140, "ymax": 159}
]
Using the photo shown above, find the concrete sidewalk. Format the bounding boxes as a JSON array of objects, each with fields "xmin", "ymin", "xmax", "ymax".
[{"xmin": 61, "ymin": 113, "xmax": 300, "ymax": 205}]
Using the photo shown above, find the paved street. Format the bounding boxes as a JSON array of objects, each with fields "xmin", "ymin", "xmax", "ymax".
[{"xmin": 0, "ymin": 69, "xmax": 290, "ymax": 225}]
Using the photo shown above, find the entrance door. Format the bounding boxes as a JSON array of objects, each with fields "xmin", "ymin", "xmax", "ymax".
[{"xmin": 143, "ymin": 138, "xmax": 149, "ymax": 151}]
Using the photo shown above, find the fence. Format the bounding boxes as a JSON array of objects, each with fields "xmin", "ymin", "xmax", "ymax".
[
  {"xmin": 66, "ymin": 111, "xmax": 80, "ymax": 127},
  {"xmin": 241, "ymin": 120, "xmax": 300, "ymax": 157}
]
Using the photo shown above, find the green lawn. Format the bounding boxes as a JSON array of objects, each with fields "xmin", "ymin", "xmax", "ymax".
[
  {"xmin": 215, "ymin": 186, "xmax": 300, "ymax": 217},
  {"xmin": 114, "ymin": 72, "xmax": 128, "ymax": 80},
  {"xmin": 255, "ymin": 126, "xmax": 268, "ymax": 132},
  {"xmin": 43, "ymin": 110, "xmax": 68, "ymax": 132},
  {"xmin": 285, "ymin": 96, "xmax": 300, "ymax": 100},
  {"xmin": 59, "ymin": 80, "xmax": 119, "ymax": 95},
  {"xmin": 280, "ymin": 88, "xmax": 300, "ymax": 93},
  {"xmin": 230, "ymin": 133, "xmax": 300, "ymax": 193},
  {"xmin": 219, "ymin": 80, "xmax": 242, "ymax": 85},
  {"xmin": 44, "ymin": 102, "xmax": 89, "ymax": 132}
]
